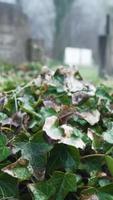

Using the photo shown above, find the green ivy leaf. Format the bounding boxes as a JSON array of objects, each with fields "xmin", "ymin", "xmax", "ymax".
[
  {"xmin": 40, "ymin": 107, "xmax": 57, "ymax": 119},
  {"xmin": 28, "ymin": 182, "xmax": 55, "ymax": 200},
  {"xmin": 0, "ymin": 112, "xmax": 7, "ymax": 123},
  {"xmin": 105, "ymin": 156, "xmax": 113, "ymax": 176},
  {"xmin": 14, "ymin": 133, "xmax": 53, "ymax": 180},
  {"xmin": 81, "ymin": 192, "xmax": 113, "ymax": 200},
  {"xmin": 99, "ymin": 183, "xmax": 113, "ymax": 195},
  {"xmin": 0, "ymin": 173, "xmax": 18, "ymax": 199},
  {"xmin": 0, "ymin": 134, "xmax": 11, "ymax": 162},
  {"xmin": 103, "ymin": 127, "xmax": 113, "ymax": 144},
  {"xmin": 97, "ymin": 192, "xmax": 113, "ymax": 200},
  {"xmin": 50, "ymin": 171, "xmax": 77, "ymax": 200},
  {"xmin": 47, "ymin": 144, "xmax": 80, "ymax": 173},
  {"xmin": 29, "ymin": 171, "xmax": 77, "ymax": 200}
]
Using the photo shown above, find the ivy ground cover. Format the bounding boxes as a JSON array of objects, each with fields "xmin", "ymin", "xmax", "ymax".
[{"xmin": 1, "ymin": 67, "xmax": 113, "ymax": 199}]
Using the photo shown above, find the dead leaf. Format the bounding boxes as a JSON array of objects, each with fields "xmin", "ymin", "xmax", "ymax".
[{"xmin": 76, "ymin": 110, "xmax": 100, "ymax": 126}]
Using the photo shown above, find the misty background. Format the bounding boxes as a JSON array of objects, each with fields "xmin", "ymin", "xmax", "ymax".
[
  {"xmin": 22, "ymin": 0, "xmax": 113, "ymax": 62},
  {"xmin": 1, "ymin": 0, "xmax": 113, "ymax": 63}
]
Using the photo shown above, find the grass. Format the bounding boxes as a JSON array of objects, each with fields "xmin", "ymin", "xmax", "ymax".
[
  {"xmin": 79, "ymin": 66, "xmax": 113, "ymax": 87},
  {"xmin": 79, "ymin": 66, "xmax": 99, "ymax": 84}
]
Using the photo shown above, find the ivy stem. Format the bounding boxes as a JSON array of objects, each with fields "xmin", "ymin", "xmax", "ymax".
[{"xmin": 81, "ymin": 154, "xmax": 105, "ymax": 160}]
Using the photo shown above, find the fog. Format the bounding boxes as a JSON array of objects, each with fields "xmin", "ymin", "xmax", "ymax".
[
  {"xmin": 0, "ymin": 0, "xmax": 15, "ymax": 3},
  {"xmin": 21, "ymin": 0, "xmax": 113, "ymax": 57},
  {"xmin": 0, "ymin": 0, "xmax": 113, "ymax": 58},
  {"xmin": 22, "ymin": 0, "xmax": 55, "ymax": 52}
]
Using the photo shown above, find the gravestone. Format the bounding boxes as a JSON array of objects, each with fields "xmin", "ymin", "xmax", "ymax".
[
  {"xmin": 0, "ymin": 1, "xmax": 30, "ymax": 64},
  {"xmin": 98, "ymin": 36, "xmax": 107, "ymax": 77},
  {"xmin": 26, "ymin": 38, "xmax": 45, "ymax": 63},
  {"xmin": 98, "ymin": 14, "xmax": 113, "ymax": 76}
]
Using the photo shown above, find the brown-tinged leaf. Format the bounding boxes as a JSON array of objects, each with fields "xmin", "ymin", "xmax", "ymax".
[
  {"xmin": 43, "ymin": 116, "xmax": 85, "ymax": 149},
  {"xmin": 60, "ymin": 124, "xmax": 86, "ymax": 149},
  {"xmin": 43, "ymin": 116, "xmax": 63, "ymax": 141},
  {"xmin": 76, "ymin": 110, "xmax": 100, "ymax": 126},
  {"xmin": 2, "ymin": 158, "xmax": 32, "ymax": 181},
  {"xmin": 72, "ymin": 92, "xmax": 89, "ymax": 105},
  {"xmin": 81, "ymin": 194, "xmax": 99, "ymax": 200}
]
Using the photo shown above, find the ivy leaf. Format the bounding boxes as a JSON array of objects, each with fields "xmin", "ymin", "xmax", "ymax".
[
  {"xmin": 76, "ymin": 110, "xmax": 100, "ymax": 126},
  {"xmin": 96, "ymin": 85, "xmax": 112, "ymax": 100},
  {"xmin": 103, "ymin": 127, "xmax": 113, "ymax": 144},
  {"xmin": 53, "ymin": 68, "xmax": 65, "ymax": 85},
  {"xmin": 97, "ymin": 192, "xmax": 113, "ymax": 200},
  {"xmin": 50, "ymin": 171, "xmax": 77, "ymax": 200},
  {"xmin": 0, "ymin": 134, "xmax": 11, "ymax": 162},
  {"xmin": 14, "ymin": 133, "xmax": 53, "ymax": 180},
  {"xmin": 28, "ymin": 182, "xmax": 55, "ymax": 200},
  {"xmin": 81, "ymin": 193, "xmax": 113, "ymax": 200},
  {"xmin": 2, "ymin": 159, "xmax": 32, "ymax": 181},
  {"xmin": 43, "ymin": 116, "xmax": 85, "ymax": 149},
  {"xmin": 29, "ymin": 171, "xmax": 76, "ymax": 200},
  {"xmin": 18, "ymin": 95, "xmax": 41, "ymax": 118},
  {"xmin": 65, "ymin": 75, "xmax": 84, "ymax": 93},
  {"xmin": 80, "ymin": 194, "xmax": 98, "ymax": 200},
  {"xmin": 105, "ymin": 156, "xmax": 113, "ymax": 176},
  {"xmin": 40, "ymin": 107, "xmax": 57, "ymax": 119},
  {"xmin": 0, "ymin": 173, "xmax": 18, "ymax": 199},
  {"xmin": 60, "ymin": 124, "xmax": 86, "ymax": 149},
  {"xmin": 99, "ymin": 183, "xmax": 113, "ymax": 195},
  {"xmin": 43, "ymin": 116, "xmax": 63, "ymax": 140},
  {"xmin": 47, "ymin": 144, "xmax": 80, "ymax": 173},
  {"xmin": 0, "ymin": 112, "xmax": 7, "ymax": 123}
]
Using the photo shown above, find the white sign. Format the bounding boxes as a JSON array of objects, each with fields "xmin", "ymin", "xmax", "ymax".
[{"xmin": 64, "ymin": 47, "xmax": 93, "ymax": 67}]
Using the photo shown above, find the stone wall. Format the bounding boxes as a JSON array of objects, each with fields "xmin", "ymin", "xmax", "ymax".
[{"xmin": 0, "ymin": 2, "xmax": 30, "ymax": 64}]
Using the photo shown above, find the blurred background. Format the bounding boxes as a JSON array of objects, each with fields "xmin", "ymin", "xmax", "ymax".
[{"xmin": 1, "ymin": 0, "xmax": 113, "ymax": 83}]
